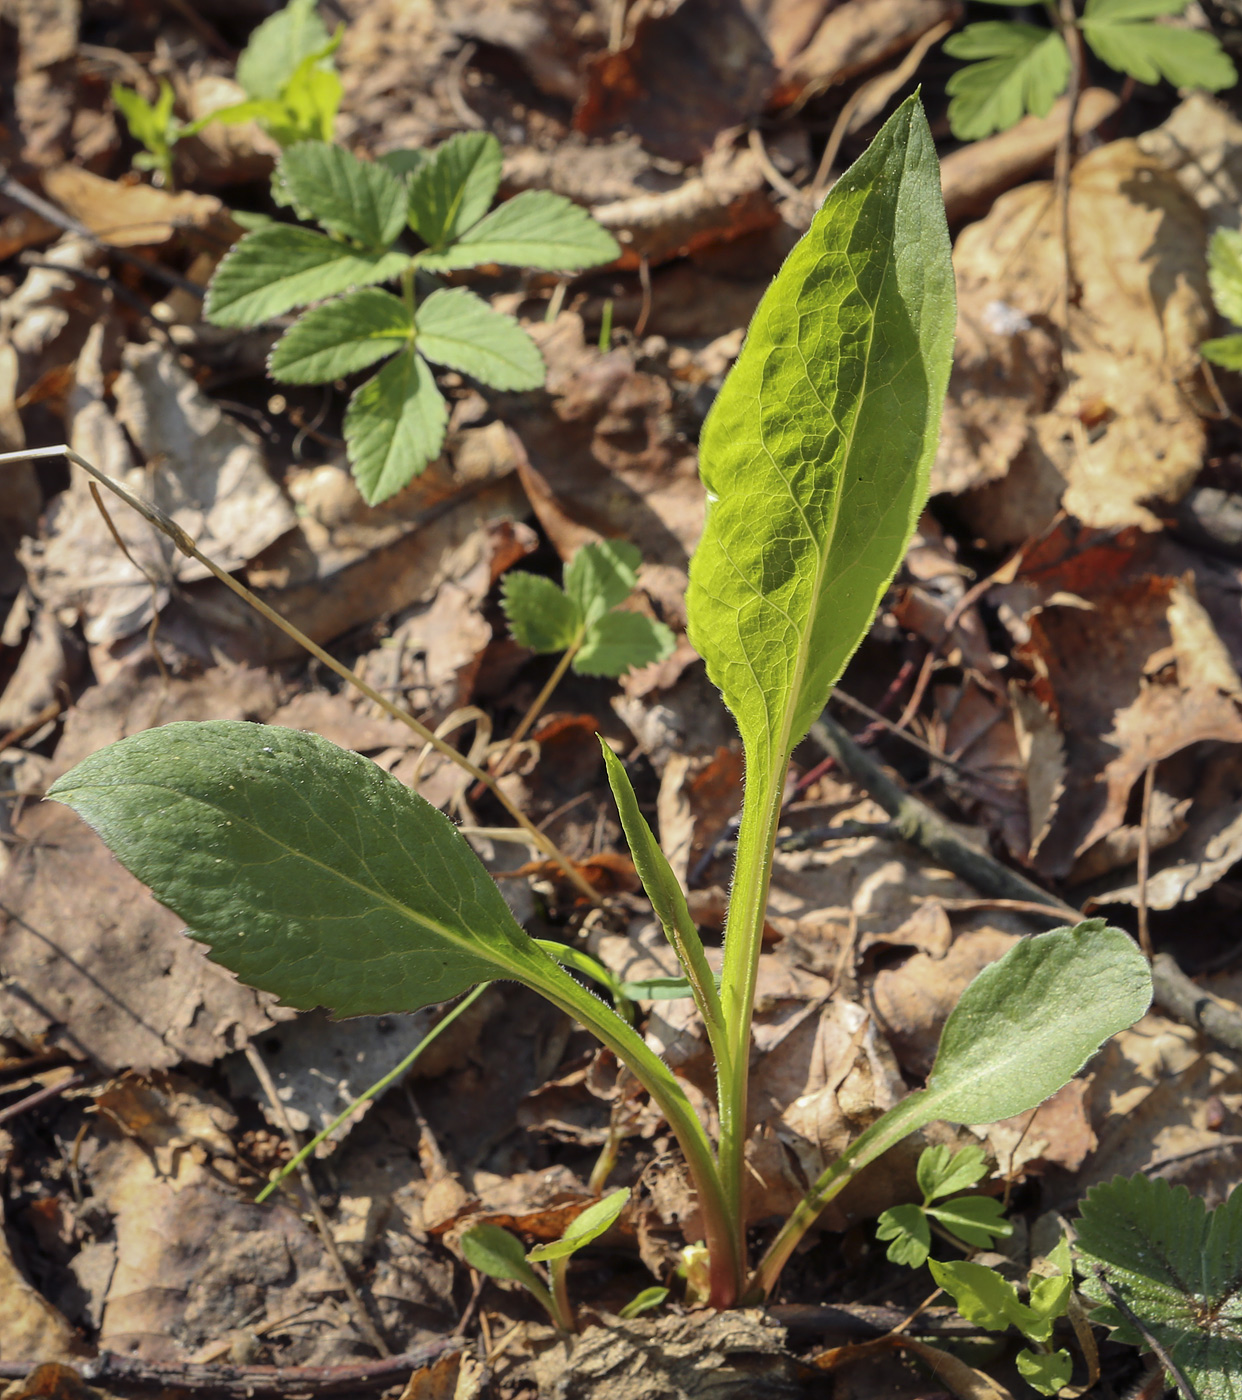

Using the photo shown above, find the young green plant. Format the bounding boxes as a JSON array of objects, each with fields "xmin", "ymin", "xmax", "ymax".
[
  {"xmin": 499, "ymin": 539, "xmax": 675, "ymax": 764},
  {"xmin": 943, "ymin": 0, "xmax": 1235, "ymax": 140},
  {"xmin": 42, "ymin": 97, "xmax": 1154, "ymax": 1312},
  {"xmin": 1202, "ymin": 227, "xmax": 1242, "ymax": 371},
  {"xmin": 460, "ymin": 1187, "xmax": 631, "ymax": 1332},
  {"xmin": 204, "ymin": 132, "xmax": 618, "ymax": 504},
  {"xmin": 876, "ymin": 1144, "xmax": 1013, "ymax": 1268}
]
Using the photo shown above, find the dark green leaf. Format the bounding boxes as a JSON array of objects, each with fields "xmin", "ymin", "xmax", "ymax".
[
  {"xmin": 269, "ymin": 288, "xmax": 412, "ymax": 383},
  {"xmin": 876, "ymin": 1204, "xmax": 932, "ymax": 1268},
  {"xmin": 46, "ymin": 722, "xmax": 555, "ymax": 1017},
  {"xmin": 461, "ymin": 1224, "xmax": 545, "ymax": 1289},
  {"xmin": 944, "ymin": 23, "xmax": 1071, "ymax": 139},
  {"xmin": 415, "ymin": 287, "xmax": 545, "ymax": 390},
  {"xmin": 417, "ymin": 190, "xmax": 620, "ymax": 273},
  {"xmin": 407, "ymin": 131, "xmax": 503, "ymax": 248},
  {"xmin": 528, "ymin": 1188, "xmax": 630, "ymax": 1262},
  {"xmin": 345, "ymin": 348, "xmax": 448, "ymax": 504},
  {"xmin": 278, "ymin": 142, "xmax": 407, "ymax": 250},
  {"xmin": 500, "ymin": 572, "xmax": 581, "ymax": 653},
  {"xmin": 574, "ymin": 610, "xmax": 675, "ymax": 678},
  {"xmin": 205, "ymin": 225, "xmax": 410, "ymax": 326},
  {"xmin": 236, "ymin": 0, "xmax": 331, "ymax": 101},
  {"xmin": 1077, "ymin": 1175, "xmax": 1242, "ymax": 1399}
]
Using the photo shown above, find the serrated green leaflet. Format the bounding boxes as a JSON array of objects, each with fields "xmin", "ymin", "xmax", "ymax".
[
  {"xmin": 236, "ymin": 0, "xmax": 330, "ymax": 101},
  {"xmin": 565, "ymin": 540, "xmax": 640, "ymax": 627},
  {"xmin": 574, "ymin": 610, "xmax": 674, "ymax": 677},
  {"xmin": 1079, "ymin": 0, "xmax": 1236, "ymax": 89},
  {"xmin": 920, "ymin": 921, "xmax": 1151, "ymax": 1126},
  {"xmin": 408, "ymin": 131, "xmax": 503, "ymax": 249},
  {"xmin": 415, "ymin": 287, "xmax": 545, "ymax": 391},
  {"xmin": 205, "ymin": 225, "xmax": 409, "ymax": 326},
  {"xmin": 877, "ymin": 1204, "xmax": 931, "ymax": 1267},
  {"xmin": 417, "ymin": 190, "xmax": 621, "ymax": 273},
  {"xmin": 528, "ymin": 1189, "xmax": 630, "ymax": 1262},
  {"xmin": 1077, "ymin": 1176, "xmax": 1242, "ymax": 1400},
  {"xmin": 278, "ymin": 143, "xmax": 407, "ymax": 250},
  {"xmin": 686, "ymin": 96, "xmax": 954, "ymax": 803},
  {"xmin": 502, "ymin": 572, "xmax": 579, "ymax": 652},
  {"xmin": 345, "ymin": 348, "xmax": 448, "ymax": 504},
  {"xmin": 1210, "ymin": 228, "xmax": 1242, "ymax": 325},
  {"xmin": 45, "ymin": 722, "xmax": 551, "ymax": 1017},
  {"xmin": 269, "ymin": 288, "xmax": 412, "ymax": 384},
  {"xmin": 944, "ymin": 23, "xmax": 1071, "ymax": 139}
]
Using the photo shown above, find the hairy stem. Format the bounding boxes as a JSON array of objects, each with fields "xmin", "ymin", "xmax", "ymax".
[{"xmin": 549, "ymin": 1257, "xmax": 575, "ymax": 1332}]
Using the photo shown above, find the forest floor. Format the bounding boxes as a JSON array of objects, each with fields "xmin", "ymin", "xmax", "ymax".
[{"xmin": 3, "ymin": 0, "xmax": 1242, "ymax": 1396}]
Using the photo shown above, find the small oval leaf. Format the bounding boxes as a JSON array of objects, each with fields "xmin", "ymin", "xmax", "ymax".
[{"xmin": 528, "ymin": 1188, "xmax": 630, "ymax": 1263}]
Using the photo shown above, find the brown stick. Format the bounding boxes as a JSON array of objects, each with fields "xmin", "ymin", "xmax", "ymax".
[
  {"xmin": 0, "ymin": 1073, "xmax": 85, "ymax": 1125},
  {"xmin": 0, "ymin": 1341, "xmax": 461, "ymax": 1395}
]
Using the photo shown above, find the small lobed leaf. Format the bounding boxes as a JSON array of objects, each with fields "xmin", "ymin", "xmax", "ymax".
[
  {"xmin": 1203, "ymin": 334, "xmax": 1242, "ymax": 370},
  {"xmin": 876, "ymin": 1204, "xmax": 932, "ymax": 1268},
  {"xmin": 1209, "ymin": 227, "xmax": 1242, "ymax": 325},
  {"xmin": 564, "ymin": 540, "xmax": 643, "ymax": 628},
  {"xmin": 415, "ymin": 287, "xmax": 545, "ymax": 391},
  {"xmin": 461, "ymin": 1224, "xmax": 544, "ymax": 1288},
  {"xmin": 917, "ymin": 1144, "xmax": 989, "ymax": 1202},
  {"xmin": 500, "ymin": 572, "xmax": 581, "ymax": 653},
  {"xmin": 922, "ymin": 921, "xmax": 1151, "ymax": 1128},
  {"xmin": 278, "ymin": 142, "xmax": 407, "ymax": 250},
  {"xmin": 927, "ymin": 1195, "xmax": 1013, "ymax": 1249},
  {"xmin": 574, "ymin": 610, "xmax": 675, "ymax": 679},
  {"xmin": 345, "ymin": 348, "xmax": 448, "ymax": 504},
  {"xmin": 1076, "ymin": 1175, "xmax": 1242, "ymax": 1400},
  {"xmin": 417, "ymin": 189, "xmax": 620, "ymax": 273},
  {"xmin": 45, "ymin": 722, "xmax": 554, "ymax": 1018},
  {"xmin": 205, "ymin": 225, "xmax": 410, "ymax": 326},
  {"xmin": 1016, "ymin": 1349, "xmax": 1073, "ymax": 1396},
  {"xmin": 407, "ymin": 131, "xmax": 503, "ymax": 249},
  {"xmin": 236, "ymin": 0, "xmax": 331, "ymax": 102},
  {"xmin": 527, "ymin": 1188, "xmax": 630, "ymax": 1262},
  {"xmin": 1079, "ymin": 0, "xmax": 1236, "ymax": 90},
  {"xmin": 944, "ymin": 23, "xmax": 1071, "ymax": 139},
  {"xmin": 269, "ymin": 288, "xmax": 412, "ymax": 383}
]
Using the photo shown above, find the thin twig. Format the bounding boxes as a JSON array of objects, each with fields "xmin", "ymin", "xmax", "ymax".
[
  {"xmin": 243, "ymin": 1041, "xmax": 392, "ymax": 1358},
  {"xmin": 634, "ymin": 255, "xmax": 652, "ymax": 339},
  {"xmin": 1136, "ymin": 762, "xmax": 1156, "ymax": 959},
  {"xmin": 0, "ymin": 445, "xmax": 600, "ymax": 904},
  {"xmin": 831, "ymin": 690, "xmax": 983, "ymax": 779},
  {"xmin": 0, "ymin": 1073, "xmax": 85, "ymax": 1125},
  {"xmin": 1053, "ymin": 0, "xmax": 1085, "ymax": 329}
]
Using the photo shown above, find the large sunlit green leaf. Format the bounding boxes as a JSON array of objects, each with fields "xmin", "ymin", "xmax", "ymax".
[
  {"xmin": 344, "ymin": 348, "xmax": 448, "ymax": 504},
  {"xmin": 415, "ymin": 287, "xmax": 545, "ymax": 390},
  {"xmin": 944, "ymin": 23, "xmax": 1071, "ymax": 139},
  {"xmin": 685, "ymin": 95, "xmax": 955, "ymax": 797},
  {"xmin": 205, "ymin": 225, "xmax": 409, "ymax": 327},
  {"xmin": 407, "ymin": 131, "xmax": 503, "ymax": 249},
  {"xmin": 278, "ymin": 142, "xmax": 408, "ymax": 250},
  {"xmin": 1077, "ymin": 1175, "xmax": 1242, "ymax": 1400},
  {"xmin": 269, "ymin": 288, "xmax": 412, "ymax": 383},
  {"xmin": 46, "ymin": 722, "xmax": 553, "ymax": 1017},
  {"xmin": 1079, "ymin": 0, "xmax": 1236, "ymax": 90},
  {"xmin": 417, "ymin": 190, "xmax": 620, "ymax": 273}
]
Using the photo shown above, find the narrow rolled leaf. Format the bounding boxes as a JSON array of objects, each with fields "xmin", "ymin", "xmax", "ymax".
[
  {"xmin": 461, "ymin": 1224, "xmax": 545, "ymax": 1290},
  {"xmin": 686, "ymin": 96, "xmax": 954, "ymax": 793},
  {"xmin": 236, "ymin": 0, "xmax": 331, "ymax": 101},
  {"xmin": 944, "ymin": 23, "xmax": 1071, "ymax": 139},
  {"xmin": 528, "ymin": 1189, "xmax": 630, "ymax": 1263},
  {"xmin": 345, "ymin": 348, "xmax": 448, "ymax": 504},
  {"xmin": 1202, "ymin": 334, "xmax": 1242, "ymax": 370},
  {"xmin": 617, "ymin": 976, "xmax": 697, "ymax": 1001},
  {"xmin": 46, "ymin": 723, "xmax": 555, "ymax": 1017},
  {"xmin": 564, "ymin": 540, "xmax": 642, "ymax": 628},
  {"xmin": 922, "ymin": 921, "xmax": 1151, "ymax": 1127},
  {"xmin": 408, "ymin": 131, "xmax": 503, "ymax": 248},
  {"xmin": 1076, "ymin": 1175, "xmax": 1242, "ymax": 1399},
  {"xmin": 417, "ymin": 190, "xmax": 620, "ymax": 273},
  {"xmin": 415, "ymin": 287, "xmax": 545, "ymax": 390},
  {"xmin": 1080, "ymin": 0, "xmax": 1236, "ymax": 89},
  {"xmin": 574, "ymin": 610, "xmax": 675, "ymax": 678},
  {"xmin": 269, "ymin": 288, "xmax": 412, "ymax": 383},
  {"xmin": 501, "ymin": 571, "xmax": 580, "ymax": 653},
  {"xmin": 618, "ymin": 1286, "xmax": 668, "ymax": 1319},
  {"xmin": 1209, "ymin": 227, "xmax": 1242, "ymax": 324},
  {"xmin": 876, "ymin": 1204, "xmax": 932, "ymax": 1268},
  {"xmin": 927, "ymin": 1196, "xmax": 1013, "ymax": 1248},
  {"xmin": 278, "ymin": 142, "xmax": 407, "ymax": 250},
  {"xmin": 917, "ymin": 1144, "xmax": 988, "ymax": 1202},
  {"xmin": 205, "ymin": 225, "xmax": 410, "ymax": 326}
]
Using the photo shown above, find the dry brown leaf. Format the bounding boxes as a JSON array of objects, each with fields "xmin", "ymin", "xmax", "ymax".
[
  {"xmin": 40, "ymin": 167, "xmax": 235, "ymax": 248},
  {"xmin": 0, "ymin": 1200, "xmax": 85, "ymax": 1363}
]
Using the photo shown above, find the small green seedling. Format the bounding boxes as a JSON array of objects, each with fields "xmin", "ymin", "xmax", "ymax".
[
  {"xmin": 1075, "ymin": 1174, "xmax": 1242, "ymax": 1400},
  {"xmin": 461, "ymin": 1188, "xmax": 630, "ymax": 1331},
  {"xmin": 618, "ymin": 1285, "xmax": 669, "ymax": 1319},
  {"xmin": 944, "ymin": 0, "xmax": 1235, "ymax": 140},
  {"xmin": 876, "ymin": 1144, "xmax": 1012, "ymax": 1268},
  {"xmin": 112, "ymin": 80, "xmax": 181, "ymax": 188},
  {"xmin": 499, "ymin": 539, "xmax": 674, "ymax": 763},
  {"xmin": 204, "ymin": 133, "xmax": 618, "ymax": 504},
  {"xmin": 1202, "ymin": 227, "xmax": 1242, "ymax": 371},
  {"xmin": 931, "ymin": 1237, "xmax": 1076, "ymax": 1396},
  {"xmin": 44, "ymin": 97, "xmax": 1154, "ymax": 1311}
]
